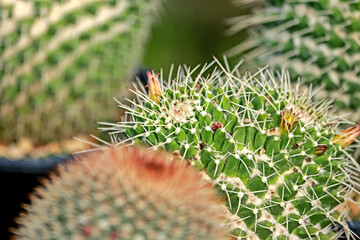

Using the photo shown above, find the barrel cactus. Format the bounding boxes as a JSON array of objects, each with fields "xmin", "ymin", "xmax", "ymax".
[
  {"xmin": 0, "ymin": 0, "xmax": 161, "ymax": 143},
  {"xmin": 227, "ymin": 0, "xmax": 360, "ymax": 122},
  {"xmin": 13, "ymin": 146, "xmax": 227, "ymax": 239},
  {"xmin": 100, "ymin": 59, "xmax": 360, "ymax": 239}
]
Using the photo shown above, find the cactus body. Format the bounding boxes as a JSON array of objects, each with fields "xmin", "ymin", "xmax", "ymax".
[
  {"xmin": 228, "ymin": 0, "xmax": 360, "ymax": 122},
  {"xmin": 100, "ymin": 60, "xmax": 360, "ymax": 239},
  {"xmin": 0, "ymin": 0, "xmax": 161, "ymax": 143},
  {"xmin": 13, "ymin": 147, "xmax": 227, "ymax": 239}
]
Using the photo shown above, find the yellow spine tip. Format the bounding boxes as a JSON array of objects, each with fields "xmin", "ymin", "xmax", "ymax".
[
  {"xmin": 147, "ymin": 71, "xmax": 162, "ymax": 103},
  {"xmin": 280, "ymin": 108, "xmax": 299, "ymax": 134},
  {"xmin": 333, "ymin": 123, "xmax": 360, "ymax": 148}
]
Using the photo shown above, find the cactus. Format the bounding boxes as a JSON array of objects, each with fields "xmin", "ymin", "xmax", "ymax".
[
  {"xmin": 99, "ymin": 59, "xmax": 360, "ymax": 239},
  {"xmin": 13, "ymin": 146, "xmax": 227, "ymax": 239},
  {"xmin": 227, "ymin": 0, "xmax": 360, "ymax": 122},
  {"xmin": 0, "ymin": 0, "xmax": 161, "ymax": 143}
]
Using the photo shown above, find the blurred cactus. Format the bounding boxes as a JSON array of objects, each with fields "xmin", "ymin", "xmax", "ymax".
[
  {"xmin": 100, "ymin": 59, "xmax": 360, "ymax": 239},
  {"xmin": 227, "ymin": 0, "xmax": 360, "ymax": 122},
  {"xmin": 0, "ymin": 0, "xmax": 161, "ymax": 143},
  {"xmin": 13, "ymin": 146, "xmax": 227, "ymax": 239}
]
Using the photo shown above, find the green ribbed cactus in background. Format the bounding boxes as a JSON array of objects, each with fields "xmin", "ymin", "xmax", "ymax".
[
  {"xmin": 100, "ymin": 59, "xmax": 360, "ymax": 239},
  {"xmin": 0, "ymin": 0, "xmax": 161, "ymax": 143},
  {"xmin": 227, "ymin": 0, "xmax": 360, "ymax": 122},
  {"xmin": 13, "ymin": 146, "xmax": 227, "ymax": 239}
]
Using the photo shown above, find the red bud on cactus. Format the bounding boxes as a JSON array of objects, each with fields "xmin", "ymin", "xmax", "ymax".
[{"xmin": 147, "ymin": 71, "xmax": 162, "ymax": 103}]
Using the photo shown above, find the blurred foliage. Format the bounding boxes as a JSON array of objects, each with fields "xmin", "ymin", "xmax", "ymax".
[{"xmin": 143, "ymin": 0, "xmax": 244, "ymax": 73}]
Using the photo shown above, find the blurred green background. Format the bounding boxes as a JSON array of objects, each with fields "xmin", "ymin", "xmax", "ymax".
[{"xmin": 143, "ymin": 0, "xmax": 243, "ymax": 73}]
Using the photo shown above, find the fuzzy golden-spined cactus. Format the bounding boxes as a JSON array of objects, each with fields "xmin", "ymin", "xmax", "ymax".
[
  {"xmin": 13, "ymin": 147, "xmax": 228, "ymax": 240},
  {"xmin": 100, "ymin": 59, "xmax": 360, "ymax": 239}
]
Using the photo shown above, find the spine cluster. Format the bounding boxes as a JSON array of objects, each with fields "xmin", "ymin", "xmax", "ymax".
[
  {"xmin": 100, "ymin": 59, "xmax": 360, "ymax": 239},
  {"xmin": 228, "ymin": 0, "xmax": 360, "ymax": 122}
]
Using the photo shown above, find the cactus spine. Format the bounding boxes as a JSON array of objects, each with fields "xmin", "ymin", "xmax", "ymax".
[
  {"xmin": 100, "ymin": 59, "xmax": 360, "ymax": 239},
  {"xmin": 13, "ymin": 146, "xmax": 227, "ymax": 240},
  {"xmin": 227, "ymin": 0, "xmax": 360, "ymax": 122},
  {"xmin": 0, "ymin": 0, "xmax": 161, "ymax": 143}
]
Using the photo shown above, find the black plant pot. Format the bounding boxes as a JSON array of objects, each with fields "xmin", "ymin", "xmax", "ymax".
[
  {"xmin": 0, "ymin": 155, "xmax": 73, "ymax": 174},
  {"xmin": 0, "ymin": 155, "xmax": 74, "ymax": 239},
  {"xmin": 337, "ymin": 221, "xmax": 360, "ymax": 240}
]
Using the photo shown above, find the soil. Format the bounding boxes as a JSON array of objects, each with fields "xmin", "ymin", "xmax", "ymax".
[{"xmin": 0, "ymin": 136, "xmax": 94, "ymax": 160}]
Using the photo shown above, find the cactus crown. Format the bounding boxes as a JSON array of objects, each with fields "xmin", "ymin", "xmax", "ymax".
[
  {"xmin": 13, "ymin": 146, "xmax": 227, "ymax": 240},
  {"xmin": 227, "ymin": 0, "xmax": 360, "ymax": 122},
  {"xmin": 0, "ymin": 0, "xmax": 161, "ymax": 143},
  {"xmin": 100, "ymin": 59, "xmax": 360, "ymax": 240}
]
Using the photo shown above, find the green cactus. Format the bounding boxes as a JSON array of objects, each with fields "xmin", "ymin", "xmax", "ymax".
[
  {"xmin": 13, "ymin": 146, "xmax": 227, "ymax": 239},
  {"xmin": 0, "ymin": 0, "xmax": 161, "ymax": 143},
  {"xmin": 100, "ymin": 59, "xmax": 360, "ymax": 239},
  {"xmin": 227, "ymin": 0, "xmax": 360, "ymax": 122}
]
